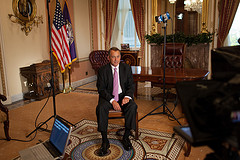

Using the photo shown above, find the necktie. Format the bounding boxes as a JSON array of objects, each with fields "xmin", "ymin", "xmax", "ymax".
[{"xmin": 113, "ymin": 67, "xmax": 119, "ymax": 101}]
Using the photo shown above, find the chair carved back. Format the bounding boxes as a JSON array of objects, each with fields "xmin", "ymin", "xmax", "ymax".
[
  {"xmin": 162, "ymin": 43, "xmax": 186, "ymax": 68},
  {"xmin": 89, "ymin": 50, "xmax": 109, "ymax": 74}
]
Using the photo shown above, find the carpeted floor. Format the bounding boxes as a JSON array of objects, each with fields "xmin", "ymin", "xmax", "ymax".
[
  {"xmin": 74, "ymin": 81, "xmax": 177, "ymax": 101},
  {"xmin": 0, "ymin": 81, "xmax": 213, "ymax": 160},
  {"xmin": 65, "ymin": 119, "xmax": 184, "ymax": 160}
]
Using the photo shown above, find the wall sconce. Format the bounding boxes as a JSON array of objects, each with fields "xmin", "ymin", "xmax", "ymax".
[{"xmin": 8, "ymin": 0, "xmax": 43, "ymax": 36}]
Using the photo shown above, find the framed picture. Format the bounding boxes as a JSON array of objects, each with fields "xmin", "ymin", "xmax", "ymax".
[{"xmin": 121, "ymin": 44, "xmax": 130, "ymax": 50}]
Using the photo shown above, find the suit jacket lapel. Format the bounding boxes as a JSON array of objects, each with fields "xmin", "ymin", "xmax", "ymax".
[
  {"xmin": 119, "ymin": 63, "xmax": 123, "ymax": 90},
  {"xmin": 107, "ymin": 64, "xmax": 113, "ymax": 90}
]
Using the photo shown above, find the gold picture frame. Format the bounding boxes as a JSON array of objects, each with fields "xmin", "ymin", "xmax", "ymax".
[
  {"xmin": 9, "ymin": 0, "xmax": 43, "ymax": 36},
  {"xmin": 12, "ymin": 0, "xmax": 37, "ymax": 23},
  {"xmin": 121, "ymin": 44, "xmax": 130, "ymax": 51}
]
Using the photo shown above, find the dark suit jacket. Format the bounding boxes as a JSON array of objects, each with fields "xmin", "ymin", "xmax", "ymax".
[{"xmin": 97, "ymin": 63, "xmax": 135, "ymax": 103}]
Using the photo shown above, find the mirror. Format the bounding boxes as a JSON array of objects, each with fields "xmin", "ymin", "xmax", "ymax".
[
  {"xmin": 151, "ymin": 0, "xmax": 208, "ymax": 35},
  {"xmin": 8, "ymin": 0, "xmax": 43, "ymax": 36},
  {"xmin": 12, "ymin": 0, "xmax": 37, "ymax": 22}
]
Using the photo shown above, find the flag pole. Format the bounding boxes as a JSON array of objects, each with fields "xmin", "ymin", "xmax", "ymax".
[
  {"xmin": 26, "ymin": 0, "xmax": 57, "ymax": 137},
  {"xmin": 68, "ymin": 66, "xmax": 73, "ymax": 92},
  {"xmin": 26, "ymin": 0, "xmax": 74, "ymax": 138},
  {"xmin": 62, "ymin": 73, "xmax": 67, "ymax": 93},
  {"xmin": 63, "ymin": 0, "xmax": 77, "ymax": 92}
]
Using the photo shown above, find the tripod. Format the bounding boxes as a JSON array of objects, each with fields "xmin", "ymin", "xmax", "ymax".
[
  {"xmin": 26, "ymin": 0, "xmax": 74, "ymax": 138},
  {"xmin": 138, "ymin": 22, "xmax": 181, "ymax": 125}
]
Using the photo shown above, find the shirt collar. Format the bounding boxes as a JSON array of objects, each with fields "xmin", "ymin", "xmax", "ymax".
[{"xmin": 110, "ymin": 64, "xmax": 119, "ymax": 69}]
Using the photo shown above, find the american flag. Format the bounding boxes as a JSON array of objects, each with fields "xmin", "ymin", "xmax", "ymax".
[{"xmin": 51, "ymin": 0, "xmax": 71, "ymax": 73}]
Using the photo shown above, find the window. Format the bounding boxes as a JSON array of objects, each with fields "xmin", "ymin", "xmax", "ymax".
[
  {"xmin": 111, "ymin": 0, "xmax": 140, "ymax": 50},
  {"xmin": 225, "ymin": 3, "xmax": 240, "ymax": 46},
  {"xmin": 123, "ymin": 9, "xmax": 140, "ymax": 49}
]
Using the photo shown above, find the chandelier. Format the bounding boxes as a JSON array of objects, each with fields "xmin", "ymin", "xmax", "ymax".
[
  {"xmin": 184, "ymin": 0, "xmax": 203, "ymax": 14},
  {"xmin": 169, "ymin": 0, "xmax": 177, "ymax": 4}
]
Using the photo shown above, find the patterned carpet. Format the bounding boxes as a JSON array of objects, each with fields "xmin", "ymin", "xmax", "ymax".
[{"xmin": 65, "ymin": 119, "xmax": 184, "ymax": 160}]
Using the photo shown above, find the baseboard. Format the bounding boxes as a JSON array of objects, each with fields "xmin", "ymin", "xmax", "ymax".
[
  {"xmin": 8, "ymin": 93, "xmax": 24, "ymax": 104},
  {"xmin": 59, "ymin": 75, "xmax": 97, "ymax": 90}
]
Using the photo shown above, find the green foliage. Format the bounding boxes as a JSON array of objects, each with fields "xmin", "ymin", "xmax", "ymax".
[{"xmin": 145, "ymin": 32, "xmax": 214, "ymax": 46}]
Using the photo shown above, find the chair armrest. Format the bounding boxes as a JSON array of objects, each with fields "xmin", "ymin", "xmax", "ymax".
[{"xmin": 0, "ymin": 94, "xmax": 8, "ymax": 114}]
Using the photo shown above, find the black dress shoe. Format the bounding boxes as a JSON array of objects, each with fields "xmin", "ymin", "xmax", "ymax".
[
  {"xmin": 98, "ymin": 141, "xmax": 110, "ymax": 156},
  {"xmin": 122, "ymin": 137, "xmax": 133, "ymax": 151}
]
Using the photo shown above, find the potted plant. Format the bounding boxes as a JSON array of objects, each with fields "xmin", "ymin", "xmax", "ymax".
[{"xmin": 145, "ymin": 32, "xmax": 214, "ymax": 46}]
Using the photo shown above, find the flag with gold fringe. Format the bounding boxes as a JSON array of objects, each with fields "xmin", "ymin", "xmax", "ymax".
[
  {"xmin": 51, "ymin": 0, "xmax": 71, "ymax": 73},
  {"xmin": 63, "ymin": 1, "xmax": 77, "ymax": 64}
]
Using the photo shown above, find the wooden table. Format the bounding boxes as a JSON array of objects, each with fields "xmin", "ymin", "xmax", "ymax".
[
  {"xmin": 132, "ymin": 66, "xmax": 209, "ymax": 156},
  {"xmin": 131, "ymin": 66, "xmax": 209, "ymax": 97}
]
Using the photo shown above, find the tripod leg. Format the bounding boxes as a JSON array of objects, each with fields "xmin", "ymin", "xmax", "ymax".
[
  {"xmin": 173, "ymin": 92, "xmax": 178, "ymax": 108},
  {"xmin": 26, "ymin": 116, "xmax": 54, "ymax": 138},
  {"xmin": 165, "ymin": 105, "xmax": 182, "ymax": 125},
  {"xmin": 138, "ymin": 103, "xmax": 165, "ymax": 122}
]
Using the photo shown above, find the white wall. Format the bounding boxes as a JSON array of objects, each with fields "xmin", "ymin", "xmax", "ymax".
[
  {"xmin": 0, "ymin": 0, "xmax": 93, "ymax": 103},
  {"xmin": 0, "ymin": 1, "xmax": 49, "ymax": 103},
  {"xmin": 73, "ymin": 0, "xmax": 91, "ymax": 59}
]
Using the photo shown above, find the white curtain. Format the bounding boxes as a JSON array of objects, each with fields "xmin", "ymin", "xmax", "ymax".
[
  {"xmin": 223, "ymin": 2, "xmax": 240, "ymax": 46},
  {"xmin": 111, "ymin": 0, "xmax": 130, "ymax": 48}
]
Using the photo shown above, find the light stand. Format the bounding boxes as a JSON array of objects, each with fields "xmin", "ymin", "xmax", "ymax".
[
  {"xmin": 139, "ymin": 21, "xmax": 181, "ymax": 125},
  {"xmin": 26, "ymin": 0, "xmax": 73, "ymax": 138}
]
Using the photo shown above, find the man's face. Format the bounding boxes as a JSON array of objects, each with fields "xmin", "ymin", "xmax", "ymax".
[{"xmin": 109, "ymin": 50, "xmax": 121, "ymax": 67}]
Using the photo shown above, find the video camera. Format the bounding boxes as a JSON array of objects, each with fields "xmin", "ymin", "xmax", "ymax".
[{"xmin": 176, "ymin": 45, "xmax": 240, "ymax": 159}]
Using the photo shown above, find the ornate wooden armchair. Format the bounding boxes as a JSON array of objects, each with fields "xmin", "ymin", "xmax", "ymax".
[
  {"xmin": 0, "ymin": 94, "xmax": 11, "ymax": 141},
  {"xmin": 152, "ymin": 43, "xmax": 186, "ymax": 100},
  {"xmin": 89, "ymin": 50, "xmax": 109, "ymax": 74}
]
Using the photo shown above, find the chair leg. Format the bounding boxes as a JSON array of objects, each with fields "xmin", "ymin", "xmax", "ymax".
[
  {"xmin": 135, "ymin": 113, "xmax": 139, "ymax": 140},
  {"xmin": 4, "ymin": 120, "xmax": 11, "ymax": 141},
  {"xmin": 184, "ymin": 142, "xmax": 191, "ymax": 157}
]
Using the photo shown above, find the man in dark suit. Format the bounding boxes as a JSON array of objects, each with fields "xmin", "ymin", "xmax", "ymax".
[{"xmin": 96, "ymin": 47, "xmax": 137, "ymax": 156}]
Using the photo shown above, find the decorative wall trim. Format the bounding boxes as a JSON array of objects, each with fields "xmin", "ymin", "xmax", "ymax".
[
  {"xmin": 98, "ymin": 0, "xmax": 103, "ymax": 50},
  {"xmin": 77, "ymin": 57, "xmax": 89, "ymax": 62},
  {"xmin": 0, "ymin": 35, "xmax": 6, "ymax": 96},
  {"xmin": 90, "ymin": 0, "xmax": 94, "ymax": 51},
  {"xmin": 151, "ymin": 0, "xmax": 157, "ymax": 34},
  {"xmin": 201, "ymin": 0, "xmax": 209, "ymax": 33}
]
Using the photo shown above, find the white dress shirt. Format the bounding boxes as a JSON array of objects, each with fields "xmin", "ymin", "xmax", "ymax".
[{"xmin": 110, "ymin": 64, "xmax": 131, "ymax": 104}]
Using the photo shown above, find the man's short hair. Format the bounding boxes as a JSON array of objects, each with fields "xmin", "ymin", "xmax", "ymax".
[{"xmin": 108, "ymin": 47, "xmax": 120, "ymax": 56}]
